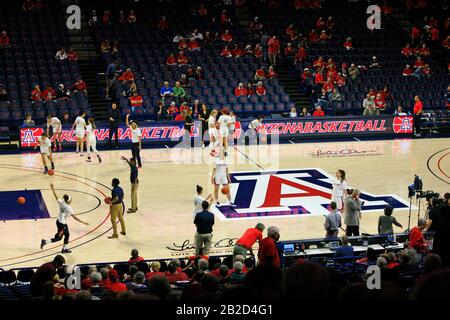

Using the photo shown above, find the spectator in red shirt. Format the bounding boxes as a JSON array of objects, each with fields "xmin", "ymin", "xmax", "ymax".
[
  {"xmin": 258, "ymin": 226, "xmax": 280, "ymax": 268},
  {"xmin": 255, "ymin": 81, "xmax": 266, "ymax": 96},
  {"xmin": 411, "ymin": 25, "xmax": 421, "ymax": 46},
  {"xmin": 165, "ymin": 261, "xmax": 188, "ymax": 283},
  {"xmin": 67, "ymin": 47, "xmax": 78, "ymax": 61},
  {"xmin": 267, "ymin": 66, "xmax": 277, "ymax": 78},
  {"xmin": 167, "ymin": 102, "xmax": 179, "ymax": 117},
  {"xmin": 157, "ymin": 16, "xmax": 169, "ymax": 30},
  {"xmin": 284, "ymin": 43, "xmax": 294, "ymax": 57},
  {"xmin": 129, "ymin": 91, "xmax": 143, "ymax": 111},
  {"xmin": 254, "ymin": 67, "xmax": 266, "ymax": 81},
  {"xmin": 308, "ymin": 29, "xmax": 320, "ymax": 43},
  {"xmin": 0, "ymin": 31, "xmax": 11, "ymax": 48},
  {"xmin": 188, "ymin": 39, "xmax": 200, "ymax": 51},
  {"xmin": 221, "ymin": 30, "xmax": 233, "ymax": 43},
  {"xmin": 177, "ymin": 51, "xmax": 188, "ymax": 65},
  {"xmin": 102, "ymin": 10, "xmax": 111, "ymax": 25},
  {"xmin": 232, "ymin": 44, "xmax": 244, "ymax": 57},
  {"xmin": 319, "ymin": 30, "xmax": 330, "ymax": 43},
  {"xmin": 31, "ymin": 84, "xmax": 42, "ymax": 101},
  {"xmin": 42, "ymin": 85, "xmax": 56, "ymax": 101},
  {"xmin": 146, "ymin": 261, "xmax": 165, "ymax": 279},
  {"xmin": 174, "ymin": 111, "xmax": 186, "ymax": 121},
  {"xmin": 313, "ymin": 56, "xmax": 324, "ymax": 71},
  {"xmin": 313, "ymin": 105, "xmax": 325, "ymax": 117},
  {"xmin": 166, "ymin": 53, "xmax": 177, "ymax": 65},
  {"xmin": 374, "ymin": 93, "xmax": 386, "ymax": 114},
  {"xmin": 118, "ymin": 68, "xmax": 134, "ymax": 84},
  {"xmin": 326, "ymin": 16, "xmax": 334, "ymax": 30},
  {"xmin": 316, "ymin": 16, "xmax": 326, "ymax": 30},
  {"xmin": 413, "ymin": 95, "xmax": 423, "ymax": 136},
  {"xmin": 267, "ymin": 36, "xmax": 280, "ymax": 66},
  {"xmin": 343, "ymin": 37, "xmax": 353, "ymax": 50},
  {"xmin": 409, "ymin": 218, "xmax": 428, "ymax": 253},
  {"xmin": 128, "ymin": 248, "xmax": 144, "ymax": 264},
  {"xmin": 401, "ymin": 43, "xmax": 413, "ymax": 57},
  {"xmin": 294, "ymin": 44, "xmax": 307, "ymax": 65},
  {"xmin": 220, "ymin": 45, "xmax": 232, "ymax": 57},
  {"xmin": 323, "ymin": 78, "xmax": 334, "ymax": 93},
  {"xmin": 234, "ymin": 83, "xmax": 247, "ymax": 96},
  {"xmin": 30, "ymin": 255, "xmax": 65, "ymax": 297},
  {"xmin": 71, "ymin": 79, "xmax": 87, "ymax": 94},
  {"xmin": 198, "ymin": 3, "xmax": 208, "ymax": 16},
  {"xmin": 127, "ymin": 9, "xmax": 137, "ymax": 23},
  {"xmin": 254, "ymin": 44, "xmax": 263, "ymax": 58},
  {"xmin": 22, "ymin": 0, "xmax": 34, "ymax": 11},
  {"xmin": 233, "ymin": 223, "xmax": 265, "ymax": 258},
  {"xmin": 314, "ymin": 69, "xmax": 325, "ymax": 85},
  {"xmin": 418, "ymin": 43, "xmax": 430, "ymax": 57},
  {"xmin": 246, "ymin": 83, "xmax": 255, "ymax": 96},
  {"xmin": 104, "ymin": 270, "xmax": 127, "ymax": 292},
  {"xmin": 403, "ymin": 64, "xmax": 413, "ymax": 76}
]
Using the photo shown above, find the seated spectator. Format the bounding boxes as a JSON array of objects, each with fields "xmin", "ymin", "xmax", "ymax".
[
  {"xmin": 88, "ymin": 272, "xmax": 103, "ymax": 296},
  {"xmin": 67, "ymin": 47, "xmax": 78, "ymax": 61},
  {"xmin": 129, "ymin": 91, "xmax": 143, "ymax": 112},
  {"xmin": 267, "ymin": 66, "xmax": 277, "ymax": 78},
  {"xmin": 254, "ymin": 67, "xmax": 266, "ymax": 81},
  {"xmin": 118, "ymin": 68, "xmax": 134, "ymax": 84},
  {"xmin": 146, "ymin": 261, "xmax": 164, "ymax": 279},
  {"xmin": 300, "ymin": 107, "xmax": 311, "ymax": 117},
  {"xmin": 55, "ymin": 47, "xmax": 67, "ymax": 60},
  {"xmin": 418, "ymin": 43, "xmax": 430, "ymax": 57},
  {"xmin": 100, "ymin": 40, "xmax": 110, "ymax": 53},
  {"xmin": 102, "ymin": 10, "xmax": 111, "ymax": 25},
  {"xmin": 157, "ymin": 16, "xmax": 169, "ymax": 30},
  {"xmin": 343, "ymin": 37, "xmax": 353, "ymax": 50},
  {"xmin": 194, "ymin": 67, "xmax": 203, "ymax": 80},
  {"xmin": 165, "ymin": 261, "xmax": 188, "ymax": 283},
  {"xmin": 384, "ymin": 252, "xmax": 399, "ymax": 269},
  {"xmin": 356, "ymin": 247, "xmax": 378, "ymax": 265},
  {"xmin": 191, "ymin": 29, "xmax": 203, "ymax": 41},
  {"xmin": 160, "ymin": 81, "xmax": 173, "ymax": 99},
  {"xmin": 221, "ymin": 30, "xmax": 233, "ymax": 43},
  {"xmin": 88, "ymin": 10, "xmax": 98, "ymax": 27},
  {"xmin": 31, "ymin": 84, "xmax": 42, "ymax": 101},
  {"xmin": 313, "ymin": 56, "xmax": 325, "ymax": 71},
  {"xmin": 323, "ymin": 78, "xmax": 334, "ymax": 93},
  {"xmin": 362, "ymin": 93, "xmax": 375, "ymax": 116},
  {"xmin": 172, "ymin": 34, "xmax": 183, "ymax": 43},
  {"xmin": 312, "ymin": 105, "xmax": 325, "ymax": 117},
  {"xmin": 127, "ymin": 272, "xmax": 146, "ymax": 291},
  {"xmin": 220, "ymin": 45, "xmax": 233, "ymax": 57},
  {"xmin": 409, "ymin": 218, "xmax": 428, "ymax": 253},
  {"xmin": 188, "ymin": 38, "xmax": 200, "ymax": 51},
  {"xmin": 394, "ymin": 105, "xmax": 408, "ymax": 116},
  {"xmin": 128, "ymin": 248, "xmax": 144, "ymax": 264},
  {"xmin": 374, "ymin": 93, "xmax": 386, "ymax": 114},
  {"xmin": 289, "ymin": 106, "xmax": 298, "ymax": 118},
  {"xmin": 401, "ymin": 43, "xmax": 414, "ymax": 57},
  {"xmin": 403, "ymin": 64, "xmax": 413, "ymax": 76},
  {"xmin": 232, "ymin": 45, "xmax": 244, "ymax": 57},
  {"xmin": 335, "ymin": 235, "xmax": 354, "ymax": 257},
  {"xmin": 413, "ymin": 56, "xmax": 425, "ymax": 69},
  {"xmin": 246, "ymin": 83, "xmax": 255, "ymax": 96},
  {"xmin": 22, "ymin": 0, "xmax": 34, "ymax": 11},
  {"xmin": 174, "ymin": 110, "xmax": 186, "ymax": 121},
  {"xmin": 0, "ymin": 86, "xmax": 9, "ymax": 103},
  {"xmin": 255, "ymin": 81, "xmax": 266, "ymax": 96},
  {"xmin": 336, "ymin": 73, "xmax": 346, "ymax": 87},
  {"xmin": 329, "ymin": 88, "xmax": 342, "ymax": 102},
  {"xmin": 103, "ymin": 270, "xmax": 127, "ymax": 292},
  {"xmin": 284, "ymin": 43, "xmax": 294, "ymax": 57},
  {"xmin": 348, "ymin": 63, "xmax": 360, "ymax": 80},
  {"xmin": 234, "ymin": 83, "xmax": 247, "ymax": 96},
  {"xmin": 177, "ymin": 51, "xmax": 188, "ymax": 65},
  {"xmin": 167, "ymin": 102, "xmax": 179, "ymax": 117},
  {"xmin": 308, "ymin": 29, "xmax": 319, "ymax": 42},
  {"xmin": 22, "ymin": 114, "xmax": 35, "ymax": 127},
  {"xmin": 369, "ymin": 56, "xmax": 381, "ymax": 68},
  {"xmin": 71, "ymin": 79, "xmax": 87, "ymax": 95},
  {"xmin": 173, "ymin": 81, "xmax": 187, "ymax": 105},
  {"xmin": 316, "ymin": 16, "xmax": 326, "ymax": 29},
  {"xmin": 420, "ymin": 64, "xmax": 432, "ymax": 78},
  {"xmin": 378, "ymin": 205, "xmax": 403, "ymax": 235},
  {"xmin": 442, "ymin": 36, "xmax": 450, "ymax": 49},
  {"xmin": 244, "ymin": 44, "xmax": 254, "ymax": 55},
  {"xmin": 178, "ymin": 74, "xmax": 190, "ymax": 87},
  {"xmin": 179, "ymin": 102, "xmax": 189, "ymax": 114},
  {"xmin": 0, "ymin": 31, "xmax": 11, "ymax": 48},
  {"xmin": 229, "ymin": 262, "xmax": 245, "ymax": 284},
  {"xmin": 122, "ymin": 81, "xmax": 137, "ymax": 98},
  {"xmin": 127, "ymin": 10, "xmax": 137, "ymax": 23},
  {"xmin": 42, "ymin": 85, "xmax": 56, "ymax": 101},
  {"xmin": 319, "ymin": 30, "xmax": 330, "ymax": 43},
  {"xmin": 178, "ymin": 38, "xmax": 188, "ymax": 50},
  {"xmin": 254, "ymin": 44, "xmax": 263, "ymax": 58},
  {"xmin": 61, "ymin": 112, "xmax": 71, "ymax": 125}
]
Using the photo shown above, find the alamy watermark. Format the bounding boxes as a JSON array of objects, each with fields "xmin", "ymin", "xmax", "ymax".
[
  {"xmin": 66, "ymin": 5, "xmax": 81, "ymax": 30},
  {"xmin": 366, "ymin": 5, "xmax": 382, "ymax": 30},
  {"xmin": 366, "ymin": 265, "xmax": 381, "ymax": 290}
]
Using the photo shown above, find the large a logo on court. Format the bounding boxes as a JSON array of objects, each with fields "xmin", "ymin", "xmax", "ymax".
[{"xmin": 211, "ymin": 169, "xmax": 411, "ymax": 220}]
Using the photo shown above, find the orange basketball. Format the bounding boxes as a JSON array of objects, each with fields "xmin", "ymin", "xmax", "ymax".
[
  {"xmin": 17, "ymin": 197, "xmax": 26, "ymax": 205},
  {"xmin": 48, "ymin": 169, "xmax": 55, "ymax": 176},
  {"xmin": 221, "ymin": 185, "xmax": 230, "ymax": 195},
  {"xmin": 104, "ymin": 197, "xmax": 112, "ymax": 205}
]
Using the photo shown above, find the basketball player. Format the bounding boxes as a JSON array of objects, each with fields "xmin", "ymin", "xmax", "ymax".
[
  {"xmin": 331, "ymin": 169, "xmax": 347, "ymax": 211},
  {"xmin": 40, "ymin": 183, "xmax": 89, "ymax": 253},
  {"xmin": 121, "ymin": 156, "xmax": 139, "ymax": 213},
  {"xmin": 35, "ymin": 133, "xmax": 55, "ymax": 174},
  {"xmin": 248, "ymin": 115, "xmax": 264, "ymax": 144},
  {"xmin": 207, "ymin": 110, "xmax": 219, "ymax": 156},
  {"xmin": 71, "ymin": 111, "xmax": 86, "ymax": 156},
  {"xmin": 211, "ymin": 156, "xmax": 233, "ymax": 206},
  {"xmin": 86, "ymin": 118, "xmax": 102, "ymax": 163},
  {"xmin": 126, "ymin": 114, "xmax": 142, "ymax": 168},
  {"xmin": 217, "ymin": 108, "xmax": 232, "ymax": 157},
  {"xmin": 194, "ymin": 185, "xmax": 212, "ymax": 218},
  {"xmin": 46, "ymin": 115, "xmax": 62, "ymax": 151},
  {"xmin": 229, "ymin": 111, "xmax": 237, "ymax": 146},
  {"xmin": 108, "ymin": 178, "xmax": 126, "ymax": 239}
]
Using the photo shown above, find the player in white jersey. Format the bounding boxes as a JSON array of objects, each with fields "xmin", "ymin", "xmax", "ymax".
[
  {"xmin": 40, "ymin": 183, "xmax": 88, "ymax": 253},
  {"xmin": 228, "ymin": 110, "xmax": 237, "ymax": 146},
  {"xmin": 126, "ymin": 114, "xmax": 143, "ymax": 167},
  {"xmin": 248, "ymin": 115, "xmax": 264, "ymax": 144},
  {"xmin": 207, "ymin": 109, "xmax": 219, "ymax": 156},
  {"xmin": 71, "ymin": 111, "xmax": 86, "ymax": 156},
  {"xmin": 193, "ymin": 185, "xmax": 212, "ymax": 218},
  {"xmin": 217, "ymin": 108, "xmax": 232, "ymax": 157},
  {"xmin": 211, "ymin": 157, "xmax": 233, "ymax": 206},
  {"xmin": 34, "ymin": 133, "xmax": 55, "ymax": 174},
  {"xmin": 331, "ymin": 169, "xmax": 348, "ymax": 211},
  {"xmin": 86, "ymin": 118, "xmax": 102, "ymax": 163},
  {"xmin": 46, "ymin": 115, "xmax": 62, "ymax": 152}
]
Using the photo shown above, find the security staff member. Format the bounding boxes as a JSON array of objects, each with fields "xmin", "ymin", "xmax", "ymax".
[
  {"xmin": 108, "ymin": 103, "xmax": 121, "ymax": 149},
  {"xmin": 413, "ymin": 95, "xmax": 423, "ymax": 137},
  {"xmin": 126, "ymin": 113, "xmax": 142, "ymax": 168},
  {"xmin": 108, "ymin": 178, "xmax": 126, "ymax": 239},
  {"xmin": 121, "ymin": 156, "xmax": 139, "ymax": 213}
]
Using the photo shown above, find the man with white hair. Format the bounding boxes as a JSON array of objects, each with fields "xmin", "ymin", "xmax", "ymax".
[
  {"xmin": 409, "ymin": 218, "xmax": 428, "ymax": 253},
  {"xmin": 258, "ymin": 226, "xmax": 280, "ymax": 268},
  {"xmin": 229, "ymin": 261, "xmax": 245, "ymax": 284},
  {"xmin": 344, "ymin": 189, "xmax": 363, "ymax": 236}
]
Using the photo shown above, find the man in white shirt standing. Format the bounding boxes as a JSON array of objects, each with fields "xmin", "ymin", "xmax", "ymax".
[
  {"xmin": 71, "ymin": 111, "xmax": 86, "ymax": 156},
  {"xmin": 218, "ymin": 108, "xmax": 232, "ymax": 157},
  {"xmin": 126, "ymin": 114, "xmax": 142, "ymax": 168},
  {"xmin": 41, "ymin": 183, "xmax": 88, "ymax": 253}
]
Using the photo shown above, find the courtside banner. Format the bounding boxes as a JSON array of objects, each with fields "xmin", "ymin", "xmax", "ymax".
[{"xmin": 239, "ymin": 115, "xmax": 414, "ymax": 138}]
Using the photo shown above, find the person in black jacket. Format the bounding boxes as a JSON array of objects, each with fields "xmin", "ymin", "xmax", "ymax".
[
  {"xmin": 108, "ymin": 103, "xmax": 121, "ymax": 149},
  {"xmin": 194, "ymin": 201, "xmax": 214, "ymax": 256}
]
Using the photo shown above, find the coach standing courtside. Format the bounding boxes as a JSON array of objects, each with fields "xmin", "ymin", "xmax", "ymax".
[
  {"xmin": 108, "ymin": 178, "xmax": 126, "ymax": 239},
  {"xmin": 125, "ymin": 113, "xmax": 142, "ymax": 168},
  {"xmin": 344, "ymin": 189, "xmax": 363, "ymax": 236},
  {"xmin": 108, "ymin": 103, "xmax": 120, "ymax": 149}
]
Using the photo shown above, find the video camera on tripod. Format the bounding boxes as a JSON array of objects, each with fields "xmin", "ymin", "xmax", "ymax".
[{"xmin": 416, "ymin": 190, "xmax": 440, "ymax": 199}]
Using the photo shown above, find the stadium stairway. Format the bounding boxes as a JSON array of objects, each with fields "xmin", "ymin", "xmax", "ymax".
[{"xmin": 276, "ymin": 62, "xmax": 311, "ymax": 112}]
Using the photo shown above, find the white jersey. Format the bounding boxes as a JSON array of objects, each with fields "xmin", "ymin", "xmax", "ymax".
[
  {"xmin": 132, "ymin": 127, "xmax": 142, "ymax": 143},
  {"xmin": 38, "ymin": 136, "xmax": 52, "ymax": 154},
  {"xmin": 47, "ymin": 117, "xmax": 62, "ymax": 133},
  {"xmin": 214, "ymin": 158, "xmax": 229, "ymax": 185},
  {"xmin": 86, "ymin": 124, "xmax": 96, "ymax": 141},
  {"xmin": 75, "ymin": 116, "xmax": 86, "ymax": 131},
  {"xmin": 249, "ymin": 119, "xmax": 261, "ymax": 130},
  {"xmin": 229, "ymin": 116, "xmax": 236, "ymax": 130},
  {"xmin": 218, "ymin": 115, "xmax": 232, "ymax": 130},
  {"xmin": 57, "ymin": 199, "xmax": 73, "ymax": 224},
  {"xmin": 193, "ymin": 195, "xmax": 205, "ymax": 217},
  {"xmin": 208, "ymin": 116, "xmax": 216, "ymax": 129},
  {"xmin": 331, "ymin": 179, "xmax": 348, "ymax": 198}
]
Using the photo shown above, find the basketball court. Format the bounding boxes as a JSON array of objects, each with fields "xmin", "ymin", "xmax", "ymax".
[{"xmin": 0, "ymin": 138, "xmax": 448, "ymax": 269}]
